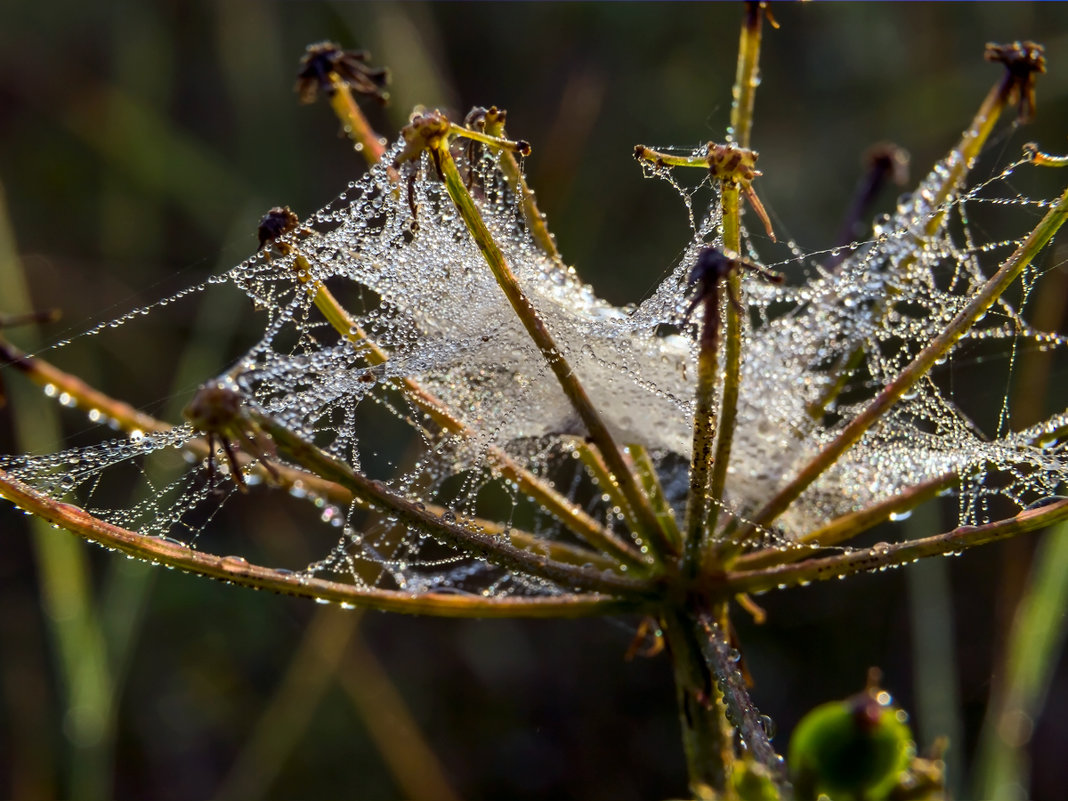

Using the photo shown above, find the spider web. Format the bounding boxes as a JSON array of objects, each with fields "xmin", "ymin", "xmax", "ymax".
[{"xmin": 2, "ymin": 133, "xmax": 1066, "ymax": 598}]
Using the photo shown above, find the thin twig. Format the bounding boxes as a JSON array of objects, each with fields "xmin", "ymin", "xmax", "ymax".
[
  {"xmin": 722, "ymin": 497, "xmax": 1068, "ymax": 596},
  {"xmin": 0, "ymin": 467, "xmax": 637, "ymax": 618}
]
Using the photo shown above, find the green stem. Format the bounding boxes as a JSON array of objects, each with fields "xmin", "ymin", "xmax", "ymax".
[
  {"xmin": 574, "ymin": 441, "xmax": 657, "ymax": 561},
  {"xmin": 683, "ymin": 274, "xmax": 722, "ymax": 574},
  {"xmin": 663, "ymin": 605, "xmax": 737, "ymax": 798},
  {"xmin": 730, "ymin": 185, "xmax": 1068, "ymax": 548},
  {"xmin": 481, "ymin": 108, "xmax": 563, "ymax": 262},
  {"xmin": 628, "ymin": 443, "xmax": 682, "ymax": 553},
  {"xmin": 729, "ymin": 1, "xmax": 766, "ymax": 150},
  {"xmin": 703, "ymin": 186, "xmax": 744, "ymax": 552}
]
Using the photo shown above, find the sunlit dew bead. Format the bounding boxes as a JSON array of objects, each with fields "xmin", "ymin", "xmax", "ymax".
[{"xmin": 788, "ymin": 677, "xmax": 913, "ymax": 801}]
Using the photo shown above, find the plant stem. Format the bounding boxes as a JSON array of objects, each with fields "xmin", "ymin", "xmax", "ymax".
[
  {"xmin": 697, "ymin": 613, "xmax": 783, "ymax": 780},
  {"xmin": 481, "ymin": 107, "xmax": 563, "ymax": 262},
  {"xmin": 663, "ymin": 605, "xmax": 738, "ymax": 798},
  {"xmin": 327, "ymin": 75, "xmax": 386, "ymax": 166},
  {"xmin": 702, "ymin": 187, "xmax": 743, "ymax": 551},
  {"xmin": 628, "ymin": 443, "xmax": 683, "ymax": 552},
  {"xmin": 734, "ymin": 473, "xmax": 953, "ymax": 571},
  {"xmin": 722, "ymin": 496, "xmax": 1068, "ymax": 596},
  {"xmin": 701, "ymin": 0, "xmax": 766, "ymax": 562},
  {"xmin": 684, "ymin": 278, "xmax": 722, "ymax": 574},
  {"xmin": 729, "ymin": 1, "xmax": 766, "ymax": 150}
]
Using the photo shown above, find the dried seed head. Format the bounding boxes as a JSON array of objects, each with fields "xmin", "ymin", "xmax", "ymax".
[
  {"xmin": 295, "ymin": 41, "xmax": 391, "ymax": 105},
  {"xmin": 864, "ymin": 142, "xmax": 910, "ymax": 188},
  {"xmin": 706, "ymin": 142, "xmax": 762, "ymax": 184},
  {"xmin": 257, "ymin": 206, "xmax": 301, "ymax": 250},
  {"xmin": 985, "ymin": 40, "xmax": 1046, "ymax": 123},
  {"xmin": 394, "ymin": 110, "xmax": 451, "ymax": 167}
]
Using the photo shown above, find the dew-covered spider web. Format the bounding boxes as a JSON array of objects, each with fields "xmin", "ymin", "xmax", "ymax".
[{"xmin": 3, "ymin": 132, "xmax": 1067, "ymax": 599}]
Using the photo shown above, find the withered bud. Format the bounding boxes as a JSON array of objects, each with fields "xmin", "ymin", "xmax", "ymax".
[
  {"xmin": 296, "ymin": 41, "xmax": 390, "ymax": 105},
  {"xmin": 864, "ymin": 142, "xmax": 910, "ymax": 189},
  {"xmin": 985, "ymin": 40, "xmax": 1045, "ymax": 123},
  {"xmin": 257, "ymin": 206, "xmax": 300, "ymax": 250}
]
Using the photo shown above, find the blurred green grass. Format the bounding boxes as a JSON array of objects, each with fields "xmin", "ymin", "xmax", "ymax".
[{"xmin": 2, "ymin": 2, "xmax": 1068, "ymax": 799}]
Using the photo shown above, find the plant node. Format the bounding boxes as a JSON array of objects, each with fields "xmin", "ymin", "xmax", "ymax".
[
  {"xmin": 708, "ymin": 143, "xmax": 776, "ymax": 242},
  {"xmin": 685, "ymin": 247, "xmax": 783, "ymax": 321}
]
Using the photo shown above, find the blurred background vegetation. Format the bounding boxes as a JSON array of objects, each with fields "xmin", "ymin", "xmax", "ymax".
[{"xmin": 2, "ymin": 2, "xmax": 1068, "ymax": 799}]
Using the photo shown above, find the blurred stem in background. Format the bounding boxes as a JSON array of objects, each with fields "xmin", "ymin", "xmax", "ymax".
[
  {"xmin": 974, "ymin": 521, "xmax": 1068, "ymax": 799},
  {"xmin": 906, "ymin": 503, "xmax": 965, "ymax": 797},
  {"xmin": 1, "ymin": 184, "xmax": 111, "ymax": 800}
]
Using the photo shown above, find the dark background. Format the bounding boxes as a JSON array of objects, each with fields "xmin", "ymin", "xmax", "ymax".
[{"xmin": 2, "ymin": 2, "xmax": 1068, "ymax": 799}]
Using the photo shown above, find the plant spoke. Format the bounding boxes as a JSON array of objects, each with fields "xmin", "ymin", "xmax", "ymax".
[
  {"xmin": 0, "ymin": 467, "xmax": 637, "ymax": 618},
  {"xmin": 723, "ymin": 497, "xmax": 1068, "ymax": 597},
  {"xmin": 256, "ymin": 411, "xmax": 657, "ymax": 598}
]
